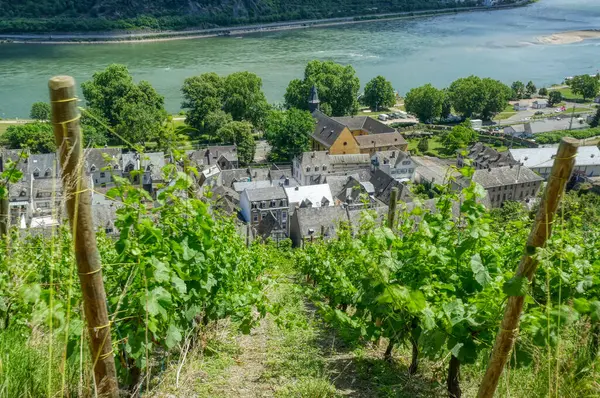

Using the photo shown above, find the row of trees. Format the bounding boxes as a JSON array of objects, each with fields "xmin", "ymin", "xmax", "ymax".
[{"xmin": 404, "ymin": 76, "xmax": 512, "ymax": 122}]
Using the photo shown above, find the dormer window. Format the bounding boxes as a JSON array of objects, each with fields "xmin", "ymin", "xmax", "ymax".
[
  {"xmin": 125, "ymin": 163, "xmax": 134, "ymax": 173},
  {"xmin": 270, "ymin": 200, "xmax": 276, "ymax": 207},
  {"xmin": 33, "ymin": 168, "xmax": 40, "ymax": 178},
  {"xmin": 90, "ymin": 165, "xmax": 97, "ymax": 173},
  {"xmin": 44, "ymin": 168, "xmax": 51, "ymax": 177},
  {"xmin": 114, "ymin": 164, "xmax": 119, "ymax": 170},
  {"xmin": 19, "ymin": 190, "xmax": 26, "ymax": 197}
]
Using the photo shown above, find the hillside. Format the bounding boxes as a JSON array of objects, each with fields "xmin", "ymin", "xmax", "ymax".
[{"xmin": 0, "ymin": 0, "xmax": 521, "ymax": 33}]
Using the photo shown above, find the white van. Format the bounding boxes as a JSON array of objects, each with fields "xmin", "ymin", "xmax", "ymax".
[{"xmin": 378, "ymin": 114, "xmax": 389, "ymax": 121}]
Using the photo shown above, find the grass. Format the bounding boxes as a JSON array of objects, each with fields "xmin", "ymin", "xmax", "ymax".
[
  {"xmin": 407, "ymin": 135, "xmax": 456, "ymax": 158},
  {"xmin": 548, "ymin": 87, "xmax": 594, "ymax": 103}
]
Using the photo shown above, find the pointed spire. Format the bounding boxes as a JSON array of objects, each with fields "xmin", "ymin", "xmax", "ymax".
[{"xmin": 308, "ymin": 84, "xmax": 320, "ymax": 112}]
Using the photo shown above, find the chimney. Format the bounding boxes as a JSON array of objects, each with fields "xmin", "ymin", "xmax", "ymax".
[
  {"xmin": 295, "ymin": 186, "xmax": 299, "ymax": 191},
  {"xmin": 285, "ymin": 177, "xmax": 290, "ymax": 186},
  {"xmin": 311, "ymin": 151, "xmax": 315, "ymax": 158}
]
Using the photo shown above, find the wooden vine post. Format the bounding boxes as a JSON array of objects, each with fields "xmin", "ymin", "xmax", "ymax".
[
  {"xmin": 477, "ymin": 137, "xmax": 579, "ymax": 398},
  {"xmin": 49, "ymin": 76, "xmax": 119, "ymax": 397},
  {"xmin": 0, "ymin": 194, "xmax": 8, "ymax": 237},
  {"xmin": 387, "ymin": 187, "xmax": 399, "ymax": 230}
]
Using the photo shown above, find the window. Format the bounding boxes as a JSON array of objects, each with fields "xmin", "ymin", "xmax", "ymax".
[
  {"xmin": 33, "ymin": 169, "xmax": 40, "ymax": 178},
  {"xmin": 105, "ymin": 228, "xmax": 113, "ymax": 234},
  {"xmin": 408, "ymin": 168, "xmax": 414, "ymax": 173},
  {"xmin": 323, "ymin": 165, "xmax": 327, "ymax": 171},
  {"xmin": 19, "ymin": 190, "xmax": 26, "ymax": 197},
  {"xmin": 343, "ymin": 142, "xmax": 348, "ymax": 146},
  {"xmin": 45, "ymin": 169, "xmax": 51, "ymax": 177},
  {"xmin": 280, "ymin": 200, "xmax": 286, "ymax": 207},
  {"xmin": 100, "ymin": 172, "xmax": 106, "ymax": 178},
  {"xmin": 252, "ymin": 203, "xmax": 257, "ymax": 209},
  {"xmin": 315, "ymin": 166, "xmax": 319, "ymax": 172},
  {"xmin": 114, "ymin": 165, "xmax": 119, "ymax": 170},
  {"xmin": 402, "ymin": 161, "xmax": 411, "ymax": 165},
  {"xmin": 497, "ymin": 194, "xmax": 500, "ymax": 202},
  {"xmin": 282, "ymin": 211, "xmax": 288, "ymax": 221},
  {"xmin": 306, "ymin": 167, "xmax": 310, "ymax": 172},
  {"xmin": 253, "ymin": 214, "xmax": 258, "ymax": 222},
  {"xmin": 126, "ymin": 163, "xmax": 134, "ymax": 173},
  {"xmin": 90, "ymin": 165, "xmax": 97, "ymax": 172},
  {"xmin": 400, "ymin": 169, "xmax": 407, "ymax": 174},
  {"xmin": 503, "ymin": 193, "xmax": 506, "ymax": 201},
  {"xmin": 270, "ymin": 200, "xmax": 276, "ymax": 208}
]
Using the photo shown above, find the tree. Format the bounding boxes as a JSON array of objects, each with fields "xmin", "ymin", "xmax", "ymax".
[
  {"xmin": 222, "ymin": 72, "xmax": 270, "ymax": 128},
  {"xmin": 203, "ymin": 110, "xmax": 233, "ymax": 140},
  {"xmin": 217, "ymin": 121, "xmax": 255, "ymax": 165},
  {"xmin": 449, "ymin": 76, "xmax": 511, "ymax": 120},
  {"xmin": 30, "ymin": 102, "xmax": 51, "ymax": 120},
  {"xmin": 548, "ymin": 91, "xmax": 563, "ymax": 106},
  {"xmin": 181, "ymin": 72, "xmax": 224, "ymax": 132},
  {"xmin": 570, "ymin": 74, "xmax": 600, "ymax": 100},
  {"xmin": 511, "ymin": 81, "xmax": 525, "ymax": 100},
  {"xmin": 363, "ymin": 76, "xmax": 396, "ymax": 111},
  {"xmin": 417, "ymin": 137, "xmax": 429, "ymax": 153},
  {"xmin": 182, "ymin": 71, "xmax": 269, "ymax": 133},
  {"xmin": 404, "ymin": 84, "xmax": 444, "ymax": 123},
  {"xmin": 264, "ymin": 108, "xmax": 315, "ymax": 162},
  {"xmin": 441, "ymin": 90, "xmax": 452, "ymax": 119},
  {"xmin": 1, "ymin": 123, "xmax": 56, "ymax": 153},
  {"xmin": 591, "ymin": 108, "xmax": 600, "ymax": 128},
  {"xmin": 285, "ymin": 60, "xmax": 360, "ymax": 116},
  {"xmin": 526, "ymin": 81, "xmax": 537, "ymax": 97},
  {"xmin": 441, "ymin": 121, "xmax": 477, "ymax": 153},
  {"xmin": 538, "ymin": 87, "xmax": 548, "ymax": 96},
  {"xmin": 82, "ymin": 64, "xmax": 167, "ymax": 147}
]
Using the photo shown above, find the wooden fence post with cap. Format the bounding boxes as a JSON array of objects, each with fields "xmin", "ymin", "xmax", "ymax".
[
  {"xmin": 477, "ymin": 137, "xmax": 579, "ymax": 398},
  {"xmin": 49, "ymin": 76, "xmax": 119, "ymax": 397}
]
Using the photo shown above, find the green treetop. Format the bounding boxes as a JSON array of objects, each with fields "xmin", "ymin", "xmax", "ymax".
[
  {"xmin": 285, "ymin": 60, "xmax": 360, "ymax": 116},
  {"xmin": 362, "ymin": 76, "xmax": 396, "ymax": 111},
  {"xmin": 264, "ymin": 108, "xmax": 315, "ymax": 162},
  {"xmin": 404, "ymin": 84, "xmax": 444, "ymax": 123}
]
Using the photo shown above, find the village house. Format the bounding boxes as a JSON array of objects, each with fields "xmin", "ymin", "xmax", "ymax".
[
  {"xmin": 513, "ymin": 102, "xmax": 529, "ymax": 111},
  {"xmin": 292, "ymin": 151, "xmax": 371, "ymax": 186},
  {"xmin": 239, "ymin": 186, "xmax": 289, "ymax": 242},
  {"xmin": 86, "ymin": 148, "xmax": 122, "ymax": 187},
  {"xmin": 285, "ymin": 184, "xmax": 334, "ymax": 209},
  {"xmin": 532, "ymin": 99, "xmax": 548, "ymax": 109},
  {"xmin": 371, "ymin": 150, "xmax": 416, "ymax": 181},
  {"xmin": 510, "ymin": 146, "xmax": 600, "ymax": 179},
  {"xmin": 309, "ymin": 86, "xmax": 407, "ymax": 155},
  {"xmin": 457, "ymin": 143, "xmax": 518, "ymax": 169},
  {"xmin": 289, "ymin": 206, "xmax": 348, "ymax": 247},
  {"xmin": 454, "ymin": 165, "xmax": 543, "ymax": 208}
]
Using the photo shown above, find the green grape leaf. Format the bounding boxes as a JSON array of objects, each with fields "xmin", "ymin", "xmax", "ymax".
[
  {"xmin": 590, "ymin": 301, "xmax": 600, "ymax": 322},
  {"xmin": 573, "ymin": 298, "xmax": 590, "ymax": 314},
  {"xmin": 151, "ymin": 257, "xmax": 169, "ymax": 283},
  {"xmin": 171, "ymin": 276, "xmax": 187, "ymax": 295},
  {"xmin": 470, "ymin": 254, "xmax": 491, "ymax": 288},
  {"xmin": 165, "ymin": 324, "xmax": 183, "ymax": 349},
  {"xmin": 407, "ymin": 290, "xmax": 426, "ymax": 313},
  {"xmin": 503, "ymin": 276, "xmax": 529, "ymax": 297}
]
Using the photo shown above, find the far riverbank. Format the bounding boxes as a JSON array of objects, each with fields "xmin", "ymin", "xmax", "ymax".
[{"xmin": 0, "ymin": 1, "xmax": 534, "ymax": 45}]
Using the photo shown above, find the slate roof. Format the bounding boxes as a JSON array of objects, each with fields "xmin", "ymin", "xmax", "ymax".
[
  {"xmin": 355, "ymin": 132, "xmax": 407, "ymax": 149},
  {"xmin": 8, "ymin": 180, "xmax": 30, "ymax": 201},
  {"xmin": 85, "ymin": 148, "xmax": 122, "ymax": 172},
  {"xmin": 312, "ymin": 110, "xmax": 347, "ymax": 147},
  {"xmin": 470, "ymin": 166, "xmax": 543, "ymax": 188},
  {"xmin": 248, "ymin": 167, "xmax": 270, "ymax": 181},
  {"xmin": 332, "ymin": 116, "xmax": 396, "ymax": 135},
  {"xmin": 298, "ymin": 151, "xmax": 331, "ymax": 168},
  {"xmin": 295, "ymin": 206, "xmax": 348, "ymax": 238},
  {"xmin": 464, "ymin": 143, "xmax": 518, "ymax": 168},
  {"xmin": 0, "ymin": 149, "xmax": 28, "ymax": 174},
  {"xmin": 29, "ymin": 153, "xmax": 59, "ymax": 178},
  {"xmin": 244, "ymin": 186, "xmax": 286, "ymax": 202},
  {"xmin": 141, "ymin": 152, "xmax": 165, "ymax": 181},
  {"xmin": 347, "ymin": 206, "xmax": 389, "ymax": 231},
  {"xmin": 203, "ymin": 145, "xmax": 238, "ymax": 165},
  {"xmin": 32, "ymin": 178, "xmax": 63, "ymax": 198},
  {"xmin": 221, "ymin": 168, "xmax": 252, "ymax": 187},
  {"xmin": 212, "ymin": 185, "xmax": 240, "ymax": 204},
  {"xmin": 92, "ymin": 203, "xmax": 120, "ymax": 231},
  {"xmin": 328, "ymin": 154, "xmax": 371, "ymax": 165},
  {"xmin": 233, "ymin": 180, "xmax": 272, "ymax": 192},
  {"xmin": 121, "ymin": 152, "xmax": 138, "ymax": 171},
  {"xmin": 369, "ymin": 169, "xmax": 411, "ymax": 205}
]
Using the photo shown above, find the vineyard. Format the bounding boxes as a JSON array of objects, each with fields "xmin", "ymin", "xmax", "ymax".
[{"xmin": 1, "ymin": 77, "xmax": 600, "ymax": 398}]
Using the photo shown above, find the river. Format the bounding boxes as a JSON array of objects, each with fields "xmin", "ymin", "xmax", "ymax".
[{"xmin": 0, "ymin": 0, "xmax": 599, "ymax": 119}]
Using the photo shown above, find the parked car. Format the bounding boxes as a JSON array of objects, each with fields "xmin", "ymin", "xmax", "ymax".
[
  {"xmin": 534, "ymin": 111, "xmax": 543, "ymax": 116},
  {"xmin": 378, "ymin": 114, "xmax": 389, "ymax": 121}
]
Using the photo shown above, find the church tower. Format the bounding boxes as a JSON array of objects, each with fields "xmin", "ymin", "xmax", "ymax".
[{"xmin": 308, "ymin": 84, "xmax": 320, "ymax": 113}]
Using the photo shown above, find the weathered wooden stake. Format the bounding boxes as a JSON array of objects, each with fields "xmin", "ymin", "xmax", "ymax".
[
  {"xmin": 0, "ymin": 194, "xmax": 8, "ymax": 237},
  {"xmin": 477, "ymin": 137, "xmax": 578, "ymax": 398},
  {"xmin": 49, "ymin": 76, "xmax": 119, "ymax": 398},
  {"xmin": 387, "ymin": 187, "xmax": 399, "ymax": 230}
]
